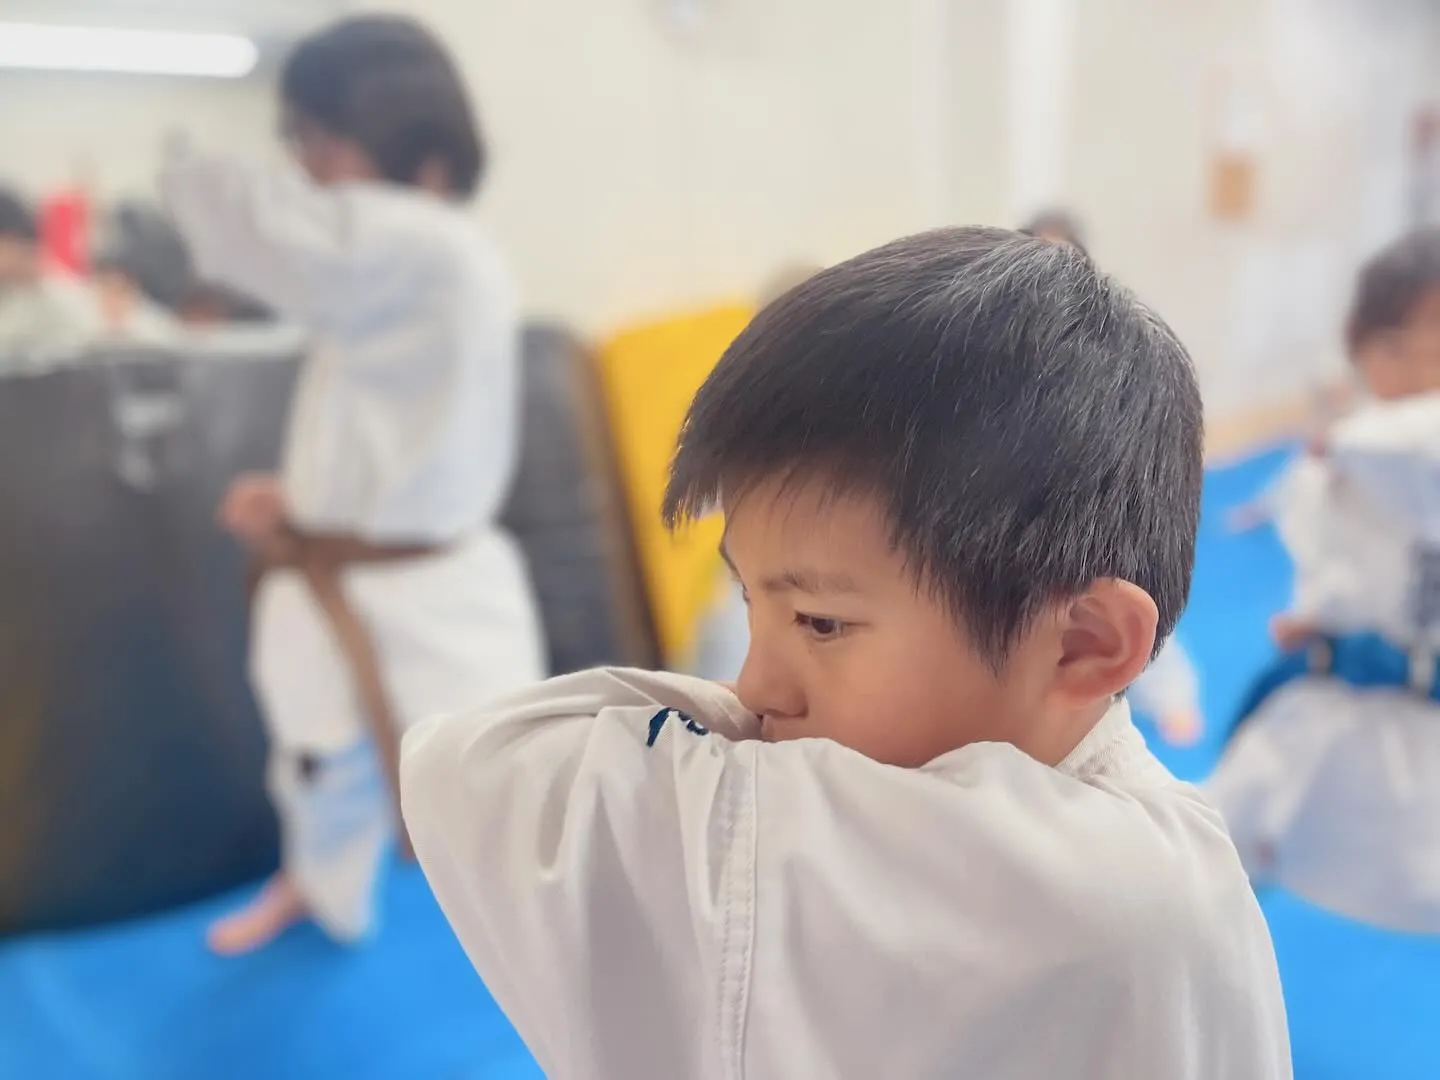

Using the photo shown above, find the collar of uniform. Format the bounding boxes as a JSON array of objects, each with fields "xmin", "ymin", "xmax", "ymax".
[{"xmin": 1055, "ymin": 697, "xmax": 1138, "ymax": 780}]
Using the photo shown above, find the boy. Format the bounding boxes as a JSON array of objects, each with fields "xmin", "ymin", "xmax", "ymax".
[
  {"xmin": 1209, "ymin": 227, "xmax": 1440, "ymax": 933},
  {"xmin": 162, "ymin": 16, "xmax": 543, "ymax": 955},
  {"xmin": 403, "ymin": 228, "xmax": 1290, "ymax": 1078}
]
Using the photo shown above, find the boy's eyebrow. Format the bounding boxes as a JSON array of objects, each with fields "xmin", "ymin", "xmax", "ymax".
[{"xmin": 718, "ymin": 542, "xmax": 863, "ymax": 595}]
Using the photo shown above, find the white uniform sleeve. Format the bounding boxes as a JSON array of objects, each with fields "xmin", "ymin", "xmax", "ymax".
[
  {"xmin": 401, "ymin": 668, "xmax": 1290, "ymax": 1079},
  {"xmin": 402, "ymin": 669, "xmax": 760, "ymax": 1079},
  {"xmin": 160, "ymin": 151, "xmax": 352, "ymax": 323}
]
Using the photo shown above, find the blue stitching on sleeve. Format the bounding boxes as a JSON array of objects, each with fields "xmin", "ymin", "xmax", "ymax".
[{"xmin": 646, "ymin": 708, "xmax": 708, "ymax": 747}]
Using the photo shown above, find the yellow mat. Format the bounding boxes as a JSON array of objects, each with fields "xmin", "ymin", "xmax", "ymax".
[{"xmin": 597, "ymin": 303, "xmax": 754, "ymax": 666}]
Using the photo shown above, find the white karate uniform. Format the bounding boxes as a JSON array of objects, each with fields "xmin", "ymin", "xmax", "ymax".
[
  {"xmin": 402, "ymin": 668, "xmax": 1290, "ymax": 1080},
  {"xmin": 0, "ymin": 275, "xmax": 105, "ymax": 361},
  {"xmin": 163, "ymin": 152, "xmax": 545, "ymax": 941},
  {"xmin": 1207, "ymin": 391, "xmax": 1440, "ymax": 933}
]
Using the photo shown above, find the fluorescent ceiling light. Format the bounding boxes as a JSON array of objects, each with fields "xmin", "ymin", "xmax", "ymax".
[{"xmin": 0, "ymin": 23, "xmax": 258, "ymax": 78}]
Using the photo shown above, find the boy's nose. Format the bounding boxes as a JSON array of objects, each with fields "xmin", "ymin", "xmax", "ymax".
[{"xmin": 734, "ymin": 645, "xmax": 805, "ymax": 721}]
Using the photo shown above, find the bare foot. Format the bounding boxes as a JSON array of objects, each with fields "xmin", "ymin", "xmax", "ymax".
[{"xmin": 206, "ymin": 874, "xmax": 307, "ymax": 957}]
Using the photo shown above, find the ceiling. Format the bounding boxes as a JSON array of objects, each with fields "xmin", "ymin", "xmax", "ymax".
[
  {"xmin": 0, "ymin": 0, "xmax": 351, "ymax": 72},
  {"xmin": 0, "ymin": 0, "xmax": 349, "ymax": 41}
]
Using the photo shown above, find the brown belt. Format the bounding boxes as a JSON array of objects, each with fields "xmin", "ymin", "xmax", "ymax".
[{"xmin": 248, "ymin": 534, "xmax": 443, "ymax": 781}]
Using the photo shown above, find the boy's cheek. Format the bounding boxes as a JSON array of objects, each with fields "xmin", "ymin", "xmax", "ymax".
[{"xmin": 812, "ymin": 681, "xmax": 955, "ymax": 767}]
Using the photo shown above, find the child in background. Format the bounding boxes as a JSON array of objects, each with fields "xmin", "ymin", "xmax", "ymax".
[
  {"xmin": 0, "ymin": 187, "xmax": 104, "ymax": 356},
  {"xmin": 1208, "ymin": 227, "xmax": 1440, "ymax": 932},
  {"xmin": 162, "ymin": 15, "xmax": 544, "ymax": 956},
  {"xmin": 90, "ymin": 203, "xmax": 190, "ymax": 345},
  {"xmin": 403, "ymin": 228, "xmax": 1289, "ymax": 1079}
]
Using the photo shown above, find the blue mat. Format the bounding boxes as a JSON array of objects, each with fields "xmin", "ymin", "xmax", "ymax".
[
  {"xmin": 3, "ymin": 445, "xmax": 1440, "ymax": 1078},
  {"xmin": 0, "ymin": 867, "xmax": 540, "ymax": 1080}
]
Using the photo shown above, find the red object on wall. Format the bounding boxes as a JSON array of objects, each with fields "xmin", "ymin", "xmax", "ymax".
[{"xmin": 38, "ymin": 188, "xmax": 91, "ymax": 276}]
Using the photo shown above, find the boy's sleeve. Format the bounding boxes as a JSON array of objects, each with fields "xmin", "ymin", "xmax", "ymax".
[
  {"xmin": 400, "ymin": 668, "xmax": 1289, "ymax": 1079},
  {"xmin": 399, "ymin": 668, "xmax": 762, "ymax": 1080},
  {"xmin": 159, "ymin": 150, "xmax": 350, "ymax": 322}
]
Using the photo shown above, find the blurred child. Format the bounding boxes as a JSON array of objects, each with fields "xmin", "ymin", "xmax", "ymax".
[
  {"xmin": 161, "ymin": 15, "xmax": 544, "ymax": 956},
  {"xmin": 1208, "ymin": 227, "xmax": 1440, "ymax": 932},
  {"xmin": 0, "ymin": 187, "xmax": 104, "ymax": 355},
  {"xmin": 90, "ymin": 202, "xmax": 190, "ymax": 344},
  {"xmin": 403, "ymin": 229, "xmax": 1289, "ymax": 1079}
]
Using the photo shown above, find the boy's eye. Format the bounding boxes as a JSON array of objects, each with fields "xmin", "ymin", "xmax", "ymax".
[{"xmin": 795, "ymin": 613, "xmax": 846, "ymax": 640}]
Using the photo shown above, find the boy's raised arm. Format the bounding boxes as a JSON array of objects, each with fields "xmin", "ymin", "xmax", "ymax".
[
  {"xmin": 400, "ymin": 669, "xmax": 1287, "ymax": 1079},
  {"xmin": 399, "ymin": 669, "xmax": 761, "ymax": 1079}
]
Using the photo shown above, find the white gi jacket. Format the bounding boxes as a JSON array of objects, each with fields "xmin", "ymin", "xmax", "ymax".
[
  {"xmin": 163, "ymin": 153, "xmax": 544, "ymax": 938},
  {"xmin": 403, "ymin": 667, "xmax": 1290, "ymax": 1080}
]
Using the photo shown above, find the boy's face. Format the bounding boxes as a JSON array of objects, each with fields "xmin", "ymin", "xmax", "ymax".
[
  {"xmin": 280, "ymin": 108, "xmax": 379, "ymax": 188},
  {"xmin": 721, "ymin": 478, "xmax": 1136, "ymax": 768},
  {"xmin": 1356, "ymin": 287, "xmax": 1440, "ymax": 400}
]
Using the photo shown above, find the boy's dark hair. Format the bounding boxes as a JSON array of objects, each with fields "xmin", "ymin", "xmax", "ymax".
[
  {"xmin": 1346, "ymin": 226, "xmax": 1440, "ymax": 353},
  {"xmin": 664, "ymin": 226, "xmax": 1203, "ymax": 666},
  {"xmin": 1020, "ymin": 208, "xmax": 1086, "ymax": 253},
  {"xmin": 0, "ymin": 188, "xmax": 37, "ymax": 242},
  {"xmin": 281, "ymin": 16, "xmax": 486, "ymax": 198}
]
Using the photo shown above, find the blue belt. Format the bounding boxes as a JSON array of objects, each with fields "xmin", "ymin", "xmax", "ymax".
[{"xmin": 1226, "ymin": 632, "xmax": 1440, "ymax": 743}]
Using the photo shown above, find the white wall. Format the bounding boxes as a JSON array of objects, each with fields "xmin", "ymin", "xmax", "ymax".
[
  {"xmin": 352, "ymin": 0, "xmax": 1007, "ymax": 334},
  {"xmin": 1060, "ymin": 0, "xmax": 1440, "ymax": 413},
  {"xmin": 5, "ymin": 0, "xmax": 1437, "ymax": 417},
  {"xmin": 357, "ymin": 0, "xmax": 1440, "ymax": 408},
  {"xmin": 0, "ymin": 0, "xmax": 338, "ymax": 198},
  {"xmin": 0, "ymin": 70, "xmax": 280, "ymax": 200}
]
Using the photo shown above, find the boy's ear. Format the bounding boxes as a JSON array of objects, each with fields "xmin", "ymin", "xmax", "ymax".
[{"xmin": 1050, "ymin": 580, "xmax": 1158, "ymax": 704}]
